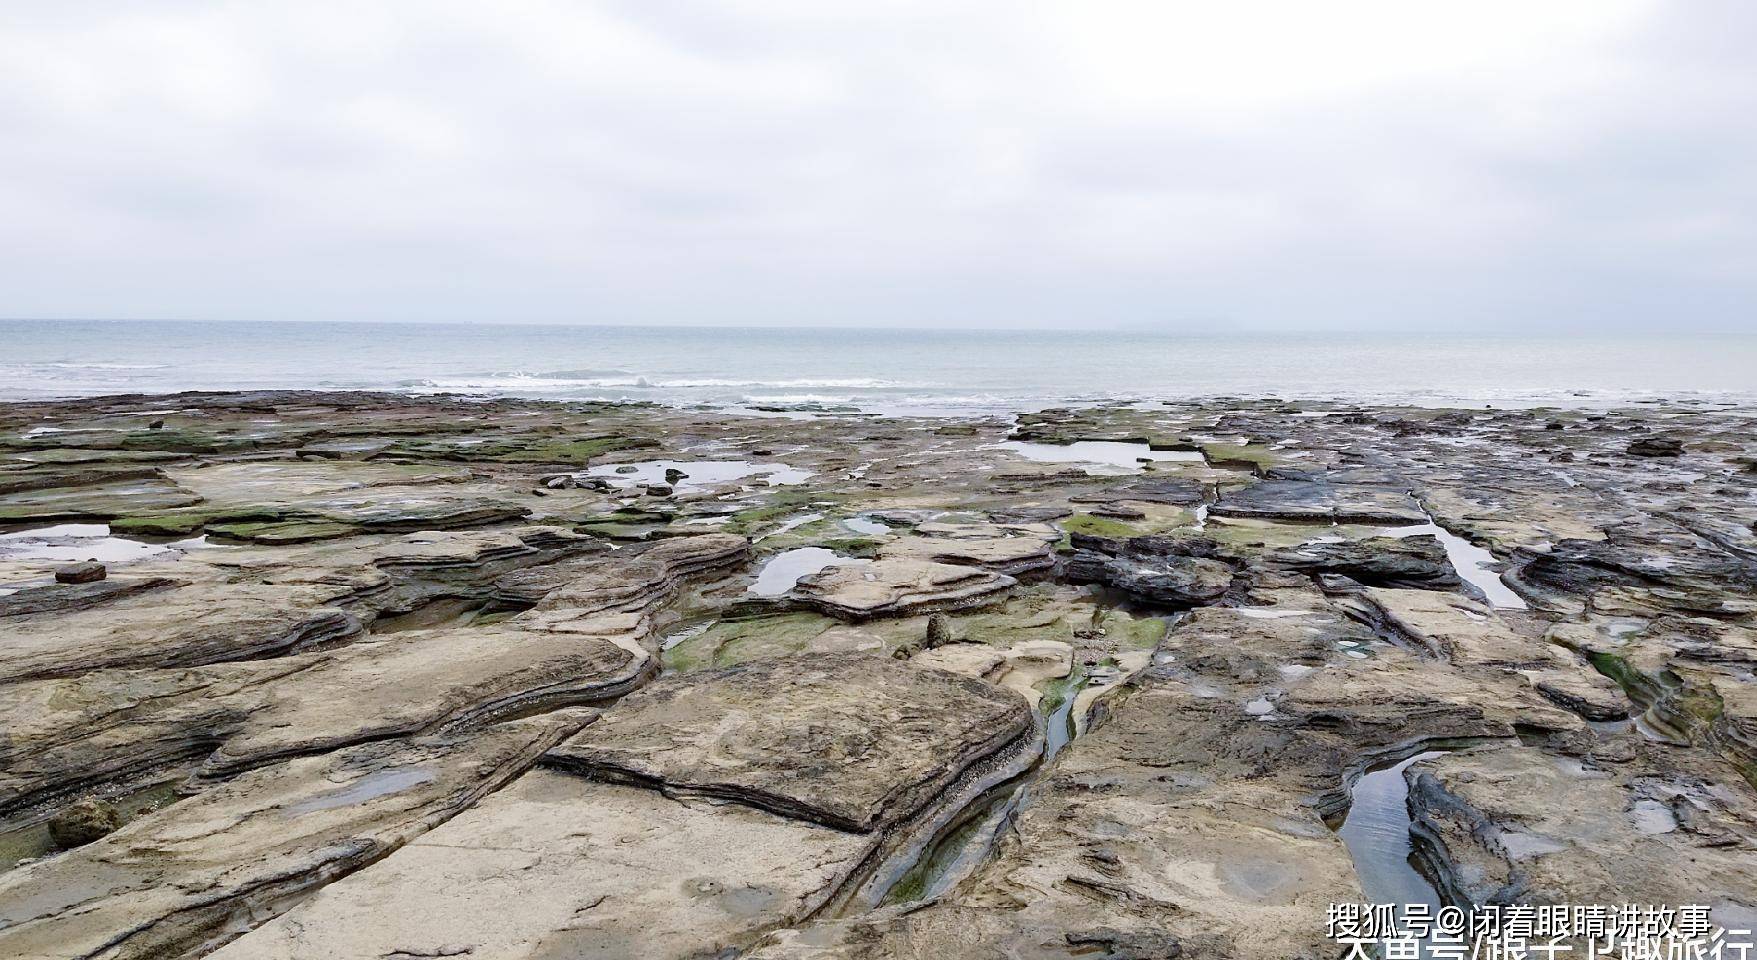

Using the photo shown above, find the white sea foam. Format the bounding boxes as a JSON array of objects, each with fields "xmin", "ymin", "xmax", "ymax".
[{"xmin": 409, "ymin": 374, "xmax": 928, "ymax": 392}]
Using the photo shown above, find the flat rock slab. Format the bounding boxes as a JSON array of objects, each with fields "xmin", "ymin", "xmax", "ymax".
[
  {"xmin": 0, "ymin": 627, "xmax": 640, "ymax": 815},
  {"xmin": 0, "ymin": 478, "xmax": 200, "ymax": 522},
  {"xmin": 1358, "ymin": 587, "xmax": 1548, "ymax": 666},
  {"xmin": 876, "ymin": 521, "xmax": 1058, "ymax": 575},
  {"xmin": 201, "ymin": 624, "xmax": 642, "ymax": 776},
  {"xmin": 1353, "ymin": 588, "xmax": 1627, "ymax": 720},
  {"xmin": 0, "ymin": 715, "xmax": 591, "ymax": 960},
  {"xmin": 546, "ymin": 653, "xmax": 1031, "ymax": 831},
  {"xmin": 1269, "ymin": 534, "xmax": 1462, "ymax": 590},
  {"xmin": 0, "ymin": 576, "xmax": 175, "ymax": 618},
  {"xmin": 208, "ymin": 770, "xmax": 876, "ymax": 960},
  {"xmin": 1063, "ymin": 534, "xmax": 1235, "ymax": 607},
  {"xmin": 163, "ymin": 457, "xmax": 527, "ymax": 527},
  {"xmin": 1516, "ymin": 533, "xmax": 1757, "ymax": 616},
  {"xmin": 790, "ymin": 557, "xmax": 1016, "ymax": 621},
  {"xmin": 533, "ymin": 533, "xmax": 750, "ymax": 619},
  {"xmin": 1070, "ymin": 475, "xmax": 1207, "ymax": 506},
  {"xmin": 165, "ymin": 460, "xmax": 477, "ymax": 500},
  {"xmin": 0, "ymin": 582, "xmax": 363, "ymax": 682},
  {"xmin": 1213, "ymin": 478, "xmax": 1428, "ymax": 525},
  {"xmin": 0, "ymin": 526, "xmax": 608, "ymax": 681},
  {"xmin": 1408, "ymin": 745, "xmax": 1757, "ymax": 921}
]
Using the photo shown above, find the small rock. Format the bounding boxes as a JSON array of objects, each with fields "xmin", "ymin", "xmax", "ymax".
[
  {"xmin": 663, "ymin": 468, "xmax": 688, "ymax": 484},
  {"xmin": 752, "ymin": 449, "xmax": 774, "ymax": 456},
  {"xmin": 615, "ymin": 465, "xmax": 640, "ymax": 474},
  {"xmin": 48, "ymin": 798, "xmax": 122, "ymax": 849},
  {"xmin": 148, "ymin": 419, "xmax": 165, "ymax": 430},
  {"xmin": 544, "ymin": 475, "xmax": 575, "ymax": 490},
  {"xmin": 56, "ymin": 561, "xmax": 107, "ymax": 584},
  {"xmin": 924, "ymin": 614, "xmax": 954, "ymax": 648},
  {"xmin": 645, "ymin": 484, "xmax": 673, "ymax": 497},
  {"xmin": 1628, "ymin": 437, "xmax": 1684, "ymax": 457},
  {"xmin": 1067, "ymin": 927, "xmax": 1182, "ymax": 960}
]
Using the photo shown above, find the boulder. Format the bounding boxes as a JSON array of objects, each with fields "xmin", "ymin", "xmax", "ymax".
[
  {"xmin": 1627, "ymin": 436, "xmax": 1684, "ymax": 457},
  {"xmin": 54, "ymin": 561, "xmax": 107, "ymax": 584},
  {"xmin": 46, "ymin": 797, "xmax": 122, "ymax": 849}
]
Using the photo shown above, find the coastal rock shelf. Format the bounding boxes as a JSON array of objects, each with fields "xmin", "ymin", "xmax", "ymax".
[{"xmin": 0, "ymin": 391, "xmax": 1754, "ymax": 959}]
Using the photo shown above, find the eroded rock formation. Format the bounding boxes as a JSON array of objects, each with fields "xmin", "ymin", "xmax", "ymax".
[{"xmin": 1, "ymin": 391, "xmax": 1754, "ymax": 959}]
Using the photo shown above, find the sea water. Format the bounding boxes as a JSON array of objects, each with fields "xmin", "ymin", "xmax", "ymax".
[{"xmin": 4, "ymin": 319, "xmax": 1754, "ymax": 414}]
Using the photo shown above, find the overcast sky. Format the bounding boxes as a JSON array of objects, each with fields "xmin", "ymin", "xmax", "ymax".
[{"xmin": 2, "ymin": 1, "xmax": 1753, "ymax": 330}]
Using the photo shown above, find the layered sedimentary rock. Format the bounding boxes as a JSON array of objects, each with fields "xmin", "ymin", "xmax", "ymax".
[
  {"xmin": 1268, "ymin": 534, "xmax": 1462, "ymax": 590},
  {"xmin": 1062, "ymin": 532, "xmax": 1236, "ymax": 606},
  {"xmin": 876, "ymin": 521, "xmax": 1059, "ymax": 575},
  {"xmin": 0, "ymin": 533, "xmax": 747, "ymax": 814},
  {"xmin": 0, "ymin": 715, "xmax": 593, "ymax": 960},
  {"xmin": 0, "ymin": 525, "xmax": 609, "ymax": 682},
  {"xmin": 790, "ymin": 557, "xmax": 1016, "ymax": 620},
  {"xmin": 4, "ymin": 390, "xmax": 1756, "ymax": 960},
  {"xmin": 1212, "ymin": 477, "xmax": 1428, "ymax": 525},
  {"xmin": 209, "ymin": 656, "xmax": 1032, "ymax": 960},
  {"xmin": 547, "ymin": 653, "xmax": 1032, "ymax": 831},
  {"xmin": 747, "ymin": 600, "xmax": 1585, "ymax": 960},
  {"xmin": 1408, "ymin": 745, "xmax": 1757, "ymax": 928}
]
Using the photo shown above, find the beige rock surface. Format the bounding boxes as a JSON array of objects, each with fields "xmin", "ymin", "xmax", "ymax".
[
  {"xmin": 0, "ymin": 714, "xmax": 592, "ymax": 960},
  {"xmin": 546, "ymin": 653, "xmax": 1032, "ymax": 831},
  {"xmin": 209, "ymin": 769, "xmax": 876, "ymax": 960},
  {"xmin": 791, "ymin": 557, "xmax": 1016, "ymax": 620}
]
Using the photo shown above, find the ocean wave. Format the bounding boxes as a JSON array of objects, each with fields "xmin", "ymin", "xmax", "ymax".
[
  {"xmin": 885, "ymin": 394, "xmax": 1024, "ymax": 407},
  {"xmin": 531, "ymin": 368, "xmax": 638, "ymax": 379},
  {"xmin": 739, "ymin": 392, "xmax": 1023, "ymax": 409},
  {"xmin": 658, "ymin": 377, "xmax": 923, "ymax": 389},
  {"xmin": 403, "ymin": 375, "xmax": 641, "ymax": 392},
  {"xmin": 43, "ymin": 362, "xmax": 171, "ymax": 370},
  {"xmin": 407, "ymin": 373, "xmax": 931, "ymax": 392},
  {"xmin": 738, "ymin": 394, "xmax": 858, "ymax": 405}
]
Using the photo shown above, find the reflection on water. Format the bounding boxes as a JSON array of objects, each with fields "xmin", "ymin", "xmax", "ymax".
[
  {"xmin": 994, "ymin": 440, "xmax": 1203, "ymax": 474},
  {"xmin": 0, "ymin": 524, "xmax": 174, "ymax": 563},
  {"xmin": 1338, "ymin": 751, "xmax": 1445, "ymax": 950},
  {"xmin": 586, "ymin": 459, "xmax": 811, "ymax": 493},
  {"xmin": 283, "ymin": 767, "xmax": 436, "ymax": 816},
  {"xmin": 841, "ymin": 516, "xmax": 891, "ymax": 535},
  {"xmin": 1380, "ymin": 521, "xmax": 1527, "ymax": 610},
  {"xmin": 747, "ymin": 547, "xmax": 864, "ymax": 596}
]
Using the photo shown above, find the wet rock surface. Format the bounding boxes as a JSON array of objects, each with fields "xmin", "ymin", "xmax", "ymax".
[{"xmin": 1, "ymin": 391, "xmax": 1755, "ymax": 958}]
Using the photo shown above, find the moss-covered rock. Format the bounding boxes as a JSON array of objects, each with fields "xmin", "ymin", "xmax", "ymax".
[
  {"xmin": 1199, "ymin": 441, "xmax": 1280, "ymax": 473},
  {"xmin": 207, "ymin": 520, "xmax": 361, "ymax": 544},
  {"xmin": 661, "ymin": 612, "xmax": 845, "ymax": 673},
  {"xmin": 1058, "ymin": 513, "xmax": 1141, "ymax": 539}
]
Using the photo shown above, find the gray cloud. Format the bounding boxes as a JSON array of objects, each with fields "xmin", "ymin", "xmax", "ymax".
[{"xmin": 0, "ymin": 0, "xmax": 1752, "ymax": 330}]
